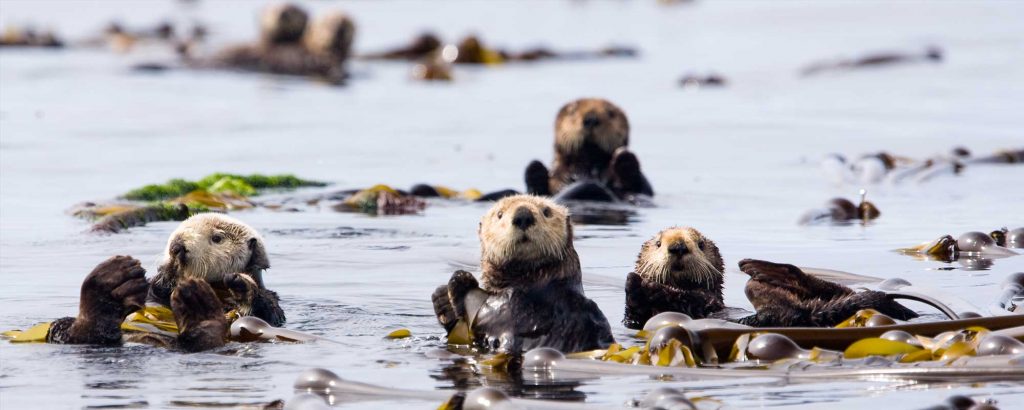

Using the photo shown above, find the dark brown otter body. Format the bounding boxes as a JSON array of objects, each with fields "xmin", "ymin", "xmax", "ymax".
[
  {"xmin": 431, "ymin": 195, "xmax": 614, "ymax": 353},
  {"xmin": 525, "ymin": 98, "xmax": 653, "ymax": 202},
  {"xmin": 624, "ymin": 227, "xmax": 918, "ymax": 329},
  {"xmin": 46, "ymin": 214, "xmax": 285, "ymax": 352},
  {"xmin": 188, "ymin": 4, "xmax": 354, "ymax": 84}
]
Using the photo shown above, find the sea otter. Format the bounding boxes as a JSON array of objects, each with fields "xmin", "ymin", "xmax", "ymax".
[
  {"xmin": 623, "ymin": 227, "xmax": 918, "ymax": 329},
  {"xmin": 524, "ymin": 98, "xmax": 653, "ymax": 202},
  {"xmin": 190, "ymin": 4, "xmax": 355, "ymax": 84},
  {"xmin": 44, "ymin": 213, "xmax": 284, "ymax": 351},
  {"xmin": 431, "ymin": 195, "xmax": 614, "ymax": 353}
]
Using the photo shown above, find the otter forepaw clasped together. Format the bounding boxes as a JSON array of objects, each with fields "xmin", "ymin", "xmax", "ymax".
[{"xmin": 431, "ymin": 195, "xmax": 614, "ymax": 353}]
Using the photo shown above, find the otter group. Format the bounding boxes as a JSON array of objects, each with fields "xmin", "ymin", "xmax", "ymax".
[{"xmin": 33, "ymin": 97, "xmax": 924, "ymax": 356}]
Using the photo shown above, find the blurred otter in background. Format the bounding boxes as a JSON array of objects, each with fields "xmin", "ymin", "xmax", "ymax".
[
  {"xmin": 798, "ymin": 190, "xmax": 880, "ymax": 225},
  {"xmin": 821, "ymin": 147, "xmax": 1024, "ymax": 185},
  {"xmin": 188, "ymin": 3, "xmax": 356, "ymax": 84},
  {"xmin": 0, "ymin": 26, "xmax": 63, "ymax": 48},
  {"xmin": 525, "ymin": 98, "xmax": 654, "ymax": 203},
  {"xmin": 362, "ymin": 33, "xmax": 636, "ymax": 64},
  {"xmin": 801, "ymin": 46, "xmax": 943, "ymax": 76}
]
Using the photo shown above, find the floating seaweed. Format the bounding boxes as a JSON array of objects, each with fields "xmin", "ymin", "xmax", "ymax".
[{"xmin": 122, "ymin": 173, "xmax": 326, "ymax": 201}]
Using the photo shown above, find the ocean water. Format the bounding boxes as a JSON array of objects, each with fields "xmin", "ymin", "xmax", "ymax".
[{"xmin": 1, "ymin": 0, "xmax": 1022, "ymax": 408}]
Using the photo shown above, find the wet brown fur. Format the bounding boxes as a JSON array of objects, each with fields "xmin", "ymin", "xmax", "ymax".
[
  {"xmin": 432, "ymin": 195, "xmax": 613, "ymax": 353},
  {"xmin": 550, "ymin": 98, "xmax": 629, "ymax": 193},
  {"xmin": 623, "ymin": 228, "xmax": 919, "ymax": 329}
]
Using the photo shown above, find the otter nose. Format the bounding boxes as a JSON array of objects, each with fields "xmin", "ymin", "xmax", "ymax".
[
  {"xmin": 667, "ymin": 243, "xmax": 689, "ymax": 256},
  {"xmin": 511, "ymin": 207, "xmax": 536, "ymax": 231},
  {"xmin": 170, "ymin": 238, "xmax": 188, "ymax": 264},
  {"xmin": 582, "ymin": 112, "xmax": 600, "ymax": 129}
]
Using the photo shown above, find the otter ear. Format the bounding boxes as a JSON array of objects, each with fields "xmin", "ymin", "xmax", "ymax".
[
  {"xmin": 706, "ymin": 239, "xmax": 725, "ymax": 273},
  {"xmin": 246, "ymin": 237, "xmax": 270, "ymax": 271},
  {"xmin": 565, "ymin": 218, "xmax": 574, "ymax": 245},
  {"xmin": 557, "ymin": 102, "xmax": 577, "ymax": 118}
]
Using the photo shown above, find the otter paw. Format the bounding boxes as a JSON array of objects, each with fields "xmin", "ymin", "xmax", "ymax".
[
  {"xmin": 171, "ymin": 278, "xmax": 227, "ymax": 352},
  {"xmin": 214, "ymin": 272, "xmax": 257, "ymax": 312},
  {"xmin": 448, "ymin": 270, "xmax": 480, "ymax": 319},
  {"xmin": 80, "ymin": 255, "xmax": 149, "ymax": 315},
  {"xmin": 525, "ymin": 160, "xmax": 552, "ymax": 196},
  {"xmin": 610, "ymin": 148, "xmax": 647, "ymax": 194}
]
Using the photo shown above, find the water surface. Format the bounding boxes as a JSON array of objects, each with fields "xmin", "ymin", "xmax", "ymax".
[{"xmin": 2, "ymin": 0, "xmax": 1023, "ymax": 408}]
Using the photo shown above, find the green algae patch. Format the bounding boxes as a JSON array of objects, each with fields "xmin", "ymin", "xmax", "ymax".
[
  {"xmin": 123, "ymin": 179, "xmax": 199, "ymax": 201},
  {"xmin": 122, "ymin": 173, "xmax": 327, "ymax": 200}
]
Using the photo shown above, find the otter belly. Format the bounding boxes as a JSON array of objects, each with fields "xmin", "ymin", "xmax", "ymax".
[{"xmin": 470, "ymin": 286, "xmax": 614, "ymax": 354}]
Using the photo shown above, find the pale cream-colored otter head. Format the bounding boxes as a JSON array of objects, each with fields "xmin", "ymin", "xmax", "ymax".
[
  {"xmin": 158, "ymin": 213, "xmax": 269, "ymax": 285},
  {"xmin": 478, "ymin": 195, "xmax": 581, "ymax": 290},
  {"xmin": 260, "ymin": 3, "xmax": 309, "ymax": 45},
  {"xmin": 554, "ymin": 98, "xmax": 630, "ymax": 160},
  {"xmin": 636, "ymin": 227, "xmax": 724, "ymax": 291},
  {"xmin": 304, "ymin": 11, "xmax": 356, "ymax": 61}
]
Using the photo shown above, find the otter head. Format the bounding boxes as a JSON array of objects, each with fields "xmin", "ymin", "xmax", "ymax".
[
  {"xmin": 554, "ymin": 98, "xmax": 630, "ymax": 178},
  {"xmin": 478, "ymin": 195, "xmax": 581, "ymax": 290},
  {"xmin": 260, "ymin": 3, "xmax": 309, "ymax": 45},
  {"xmin": 304, "ymin": 12, "xmax": 356, "ymax": 61},
  {"xmin": 158, "ymin": 213, "xmax": 269, "ymax": 286},
  {"xmin": 635, "ymin": 227, "xmax": 724, "ymax": 292}
]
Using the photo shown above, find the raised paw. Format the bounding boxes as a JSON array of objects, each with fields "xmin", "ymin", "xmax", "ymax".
[
  {"xmin": 171, "ymin": 278, "xmax": 227, "ymax": 352},
  {"xmin": 448, "ymin": 270, "xmax": 480, "ymax": 319},
  {"xmin": 525, "ymin": 160, "xmax": 552, "ymax": 196},
  {"xmin": 80, "ymin": 255, "xmax": 149, "ymax": 317},
  {"xmin": 211, "ymin": 272, "xmax": 257, "ymax": 314},
  {"xmin": 609, "ymin": 147, "xmax": 652, "ymax": 196}
]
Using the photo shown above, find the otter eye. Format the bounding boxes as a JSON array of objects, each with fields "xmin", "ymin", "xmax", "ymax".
[
  {"xmin": 655, "ymin": 240, "xmax": 662, "ymax": 248},
  {"xmin": 698, "ymin": 240, "xmax": 706, "ymax": 251},
  {"xmin": 543, "ymin": 207, "xmax": 552, "ymax": 218},
  {"xmin": 607, "ymin": 110, "xmax": 617, "ymax": 119},
  {"xmin": 497, "ymin": 211, "xmax": 503, "ymax": 219},
  {"xmin": 212, "ymin": 234, "xmax": 223, "ymax": 244}
]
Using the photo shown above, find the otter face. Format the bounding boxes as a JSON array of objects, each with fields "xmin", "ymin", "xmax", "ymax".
[
  {"xmin": 479, "ymin": 195, "xmax": 572, "ymax": 266},
  {"xmin": 304, "ymin": 12, "xmax": 356, "ymax": 60},
  {"xmin": 555, "ymin": 98, "xmax": 629, "ymax": 159},
  {"xmin": 261, "ymin": 3, "xmax": 309, "ymax": 45},
  {"xmin": 635, "ymin": 227, "xmax": 724, "ymax": 288},
  {"xmin": 161, "ymin": 213, "xmax": 269, "ymax": 282}
]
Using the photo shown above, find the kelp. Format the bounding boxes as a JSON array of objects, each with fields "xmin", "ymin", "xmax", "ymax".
[
  {"xmin": 72, "ymin": 172, "xmax": 325, "ymax": 233},
  {"xmin": 90, "ymin": 203, "xmax": 209, "ymax": 233},
  {"xmin": 335, "ymin": 184, "xmax": 426, "ymax": 216},
  {"xmin": 551, "ymin": 310, "xmax": 1024, "ymax": 372},
  {"xmin": 123, "ymin": 173, "xmax": 326, "ymax": 201}
]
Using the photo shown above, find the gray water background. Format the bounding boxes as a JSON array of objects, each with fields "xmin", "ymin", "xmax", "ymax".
[{"xmin": 1, "ymin": 0, "xmax": 1023, "ymax": 408}]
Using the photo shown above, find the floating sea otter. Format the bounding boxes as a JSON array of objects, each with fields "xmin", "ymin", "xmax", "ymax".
[
  {"xmin": 801, "ymin": 46, "xmax": 943, "ymax": 76},
  {"xmin": 431, "ymin": 195, "xmax": 614, "ymax": 353},
  {"xmin": 821, "ymin": 147, "xmax": 1024, "ymax": 185},
  {"xmin": 623, "ymin": 227, "xmax": 919, "ymax": 329},
  {"xmin": 525, "ymin": 98, "xmax": 654, "ymax": 203},
  {"xmin": 0, "ymin": 26, "xmax": 63, "ymax": 48},
  {"xmin": 22, "ymin": 214, "xmax": 285, "ymax": 351},
  {"xmin": 186, "ymin": 3, "xmax": 355, "ymax": 84},
  {"xmin": 798, "ymin": 190, "xmax": 880, "ymax": 225}
]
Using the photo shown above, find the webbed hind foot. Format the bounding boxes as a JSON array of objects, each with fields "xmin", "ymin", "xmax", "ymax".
[{"xmin": 171, "ymin": 278, "xmax": 227, "ymax": 352}]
